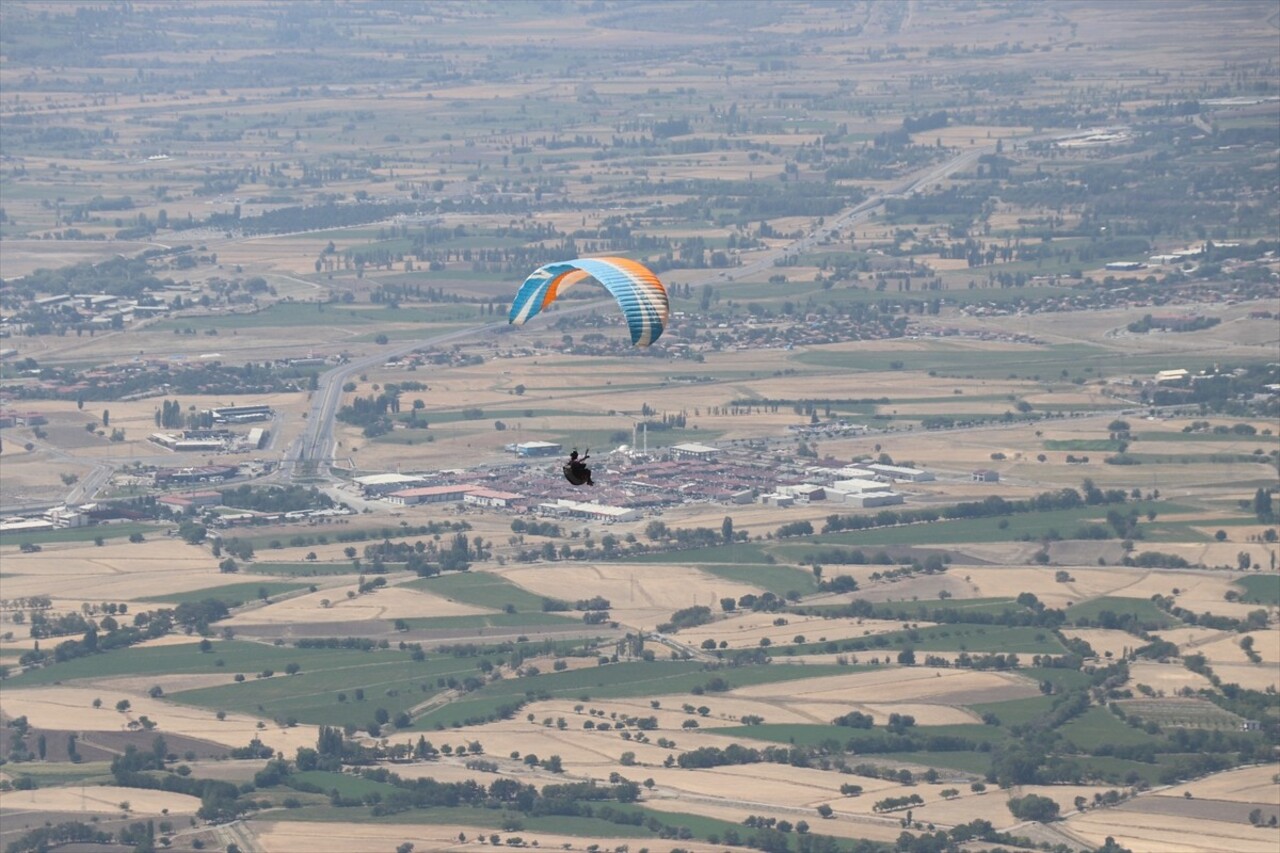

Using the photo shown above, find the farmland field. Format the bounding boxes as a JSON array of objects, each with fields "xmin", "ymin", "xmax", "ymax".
[
  {"xmin": 1, "ymin": 1, "xmax": 1278, "ymax": 852},
  {"xmin": 138, "ymin": 581, "xmax": 309, "ymax": 606},
  {"xmin": 1234, "ymin": 575, "xmax": 1280, "ymax": 605},
  {"xmin": 402, "ymin": 571, "xmax": 557, "ymax": 612}
]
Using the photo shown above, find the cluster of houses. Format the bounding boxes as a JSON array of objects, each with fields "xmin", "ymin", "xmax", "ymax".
[
  {"xmin": 0, "ymin": 409, "xmax": 47, "ymax": 429},
  {"xmin": 352, "ymin": 474, "xmax": 640, "ymax": 522},
  {"xmin": 19, "ymin": 291, "xmax": 172, "ymax": 331},
  {"xmin": 0, "ymin": 505, "xmax": 91, "ymax": 534},
  {"xmin": 346, "ymin": 445, "xmax": 973, "ymax": 524},
  {"xmin": 154, "ymin": 489, "xmax": 352, "ymax": 527}
]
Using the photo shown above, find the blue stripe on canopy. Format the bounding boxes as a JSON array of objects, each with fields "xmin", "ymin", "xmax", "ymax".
[{"xmin": 508, "ymin": 257, "xmax": 669, "ymax": 347}]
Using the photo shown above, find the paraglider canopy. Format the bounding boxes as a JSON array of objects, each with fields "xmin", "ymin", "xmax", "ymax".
[{"xmin": 508, "ymin": 256, "xmax": 669, "ymax": 347}]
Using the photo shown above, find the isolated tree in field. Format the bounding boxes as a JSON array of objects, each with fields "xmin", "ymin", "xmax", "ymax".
[
  {"xmin": 1255, "ymin": 487, "xmax": 1274, "ymax": 522},
  {"xmin": 1008, "ymin": 793, "xmax": 1060, "ymax": 822}
]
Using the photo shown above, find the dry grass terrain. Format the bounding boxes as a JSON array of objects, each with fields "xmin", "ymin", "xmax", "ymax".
[
  {"xmin": 1064, "ymin": 808, "xmax": 1278, "ymax": 853},
  {"xmin": 494, "ymin": 563, "xmax": 760, "ymax": 630},
  {"xmin": 0, "ymin": 786, "xmax": 201, "ymax": 816},
  {"xmin": 0, "ymin": 685, "xmax": 319, "ymax": 755}
]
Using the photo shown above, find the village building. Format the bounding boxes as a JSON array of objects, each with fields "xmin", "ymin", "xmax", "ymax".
[{"xmin": 386, "ymin": 484, "xmax": 477, "ymax": 506}]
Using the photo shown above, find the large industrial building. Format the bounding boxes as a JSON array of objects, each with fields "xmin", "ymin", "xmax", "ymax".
[
  {"xmin": 856, "ymin": 463, "xmax": 935, "ymax": 482},
  {"xmin": 207, "ymin": 405, "xmax": 273, "ymax": 424},
  {"xmin": 386, "ymin": 484, "xmax": 477, "ymax": 506},
  {"xmin": 511, "ymin": 441, "xmax": 562, "ymax": 458},
  {"xmin": 354, "ymin": 473, "xmax": 427, "ymax": 496}
]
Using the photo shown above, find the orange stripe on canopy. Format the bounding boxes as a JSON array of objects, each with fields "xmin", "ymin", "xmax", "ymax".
[
  {"xmin": 540, "ymin": 269, "xmax": 591, "ymax": 309},
  {"xmin": 606, "ymin": 257, "xmax": 662, "ymax": 283}
]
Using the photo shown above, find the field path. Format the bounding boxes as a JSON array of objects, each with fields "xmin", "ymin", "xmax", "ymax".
[
  {"xmin": 648, "ymin": 788, "xmax": 906, "ymax": 832},
  {"xmin": 1012, "ymin": 819, "xmax": 1093, "ymax": 852},
  {"xmin": 213, "ymin": 820, "xmax": 261, "ymax": 853},
  {"xmin": 1175, "ymin": 627, "xmax": 1238, "ymax": 652},
  {"xmin": 1087, "ymin": 569, "xmax": 1154, "ymax": 600},
  {"xmin": 740, "ymin": 696, "xmax": 831, "ymax": 724},
  {"xmin": 76, "ymin": 733, "xmax": 130, "ymax": 757}
]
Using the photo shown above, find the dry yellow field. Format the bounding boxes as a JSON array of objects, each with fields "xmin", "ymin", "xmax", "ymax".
[
  {"xmin": 1195, "ymin": 630, "xmax": 1280, "ymax": 666},
  {"xmin": 957, "ymin": 566, "xmax": 1149, "ymax": 609},
  {"xmin": 642, "ymin": 796, "xmax": 906, "ymax": 843},
  {"xmin": 675, "ymin": 613, "xmax": 922, "ymax": 650},
  {"xmin": 912, "ymin": 783, "xmax": 1112, "ymax": 829},
  {"xmin": 728, "ymin": 666, "xmax": 1038, "ymax": 707},
  {"xmin": 1064, "ymin": 809, "xmax": 1278, "ymax": 853},
  {"xmin": 1155, "ymin": 625, "xmax": 1236, "ymax": 650},
  {"xmin": 0, "ymin": 685, "xmax": 318, "ymax": 755},
  {"xmin": 639, "ymin": 761, "xmax": 903, "ymax": 807},
  {"xmin": 220, "ymin": 584, "xmax": 488, "ymax": 627},
  {"xmin": 1060, "ymin": 628, "xmax": 1142, "ymax": 659},
  {"xmin": 0, "ymin": 239, "xmax": 160, "ymax": 279},
  {"xmin": 494, "ymin": 562, "xmax": 760, "ymax": 630},
  {"xmin": 1200, "ymin": 662, "xmax": 1279, "ymax": 692},
  {"xmin": 0, "ymin": 785, "xmax": 201, "ymax": 816},
  {"xmin": 254, "ymin": 820, "xmax": 730, "ymax": 853},
  {"xmin": 1118, "ymin": 571, "xmax": 1263, "ymax": 619},
  {"xmin": 1126, "ymin": 661, "xmax": 1215, "ymax": 694},
  {"xmin": 1158, "ymin": 764, "xmax": 1280, "ymax": 803},
  {"xmin": 0, "ymin": 540, "xmax": 223, "ymax": 605}
]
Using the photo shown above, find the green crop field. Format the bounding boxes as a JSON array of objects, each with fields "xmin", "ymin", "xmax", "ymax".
[
  {"xmin": 1071, "ymin": 755, "xmax": 1169, "ymax": 786},
  {"xmin": 776, "ymin": 624, "xmax": 1065, "ymax": 657},
  {"xmin": 970, "ymin": 695, "xmax": 1057, "ymax": 727},
  {"xmin": 1059, "ymin": 707, "xmax": 1168, "ymax": 750},
  {"xmin": 413, "ymin": 660, "xmax": 855, "ymax": 730},
  {"xmin": 1043, "ymin": 440, "xmax": 1124, "ymax": 451},
  {"xmin": 271, "ymin": 802, "xmax": 748, "ymax": 842},
  {"xmin": 796, "ymin": 597, "xmax": 1027, "ymax": 620},
  {"xmin": 247, "ymin": 562, "xmax": 362, "ymax": 577},
  {"xmin": 138, "ymin": 581, "xmax": 308, "ymax": 606},
  {"xmin": 1065, "ymin": 596, "xmax": 1180, "ymax": 628},
  {"xmin": 1020, "ymin": 667, "xmax": 1095, "ymax": 693},
  {"xmin": 1233, "ymin": 575, "xmax": 1280, "ymax": 605},
  {"xmin": 624, "ymin": 542, "xmax": 775, "ymax": 565},
  {"xmin": 288, "ymin": 770, "xmax": 400, "ymax": 798},
  {"xmin": 695, "ymin": 563, "xmax": 819, "ymax": 597},
  {"xmin": 807, "ymin": 502, "xmax": 1178, "ymax": 548},
  {"xmin": 7, "ymin": 640, "xmax": 415, "ymax": 688},
  {"xmin": 396, "ymin": 612, "xmax": 579, "ymax": 630},
  {"xmin": 0, "ymin": 522, "xmax": 161, "ymax": 547},
  {"xmin": 172, "ymin": 654, "xmax": 482, "ymax": 726},
  {"xmin": 403, "ymin": 571, "xmax": 554, "ymax": 612},
  {"xmin": 3, "ymin": 762, "xmax": 114, "ymax": 788}
]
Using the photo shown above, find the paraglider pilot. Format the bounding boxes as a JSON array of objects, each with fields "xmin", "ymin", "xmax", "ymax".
[{"xmin": 564, "ymin": 448, "xmax": 594, "ymax": 486}]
